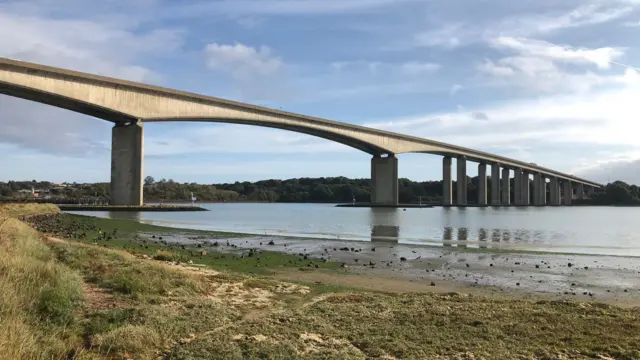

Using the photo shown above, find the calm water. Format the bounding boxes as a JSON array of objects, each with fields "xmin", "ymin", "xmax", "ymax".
[{"xmin": 67, "ymin": 203, "xmax": 640, "ymax": 256}]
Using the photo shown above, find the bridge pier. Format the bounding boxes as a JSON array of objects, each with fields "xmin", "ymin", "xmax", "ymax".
[
  {"xmin": 563, "ymin": 181, "xmax": 572, "ymax": 205},
  {"xmin": 110, "ymin": 120, "xmax": 144, "ymax": 206},
  {"xmin": 501, "ymin": 168, "xmax": 510, "ymax": 205},
  {"xmin": 549, "ymin": 177, "xmax": 560, "ymax": 205},
  {"xmin": 442, "ymin": 156, "xmax": 452, "ymax": 205},
  {"xmin": 513, "ymin": 168, "xmax": 522, "ymax": 205},
  {"xmin": 478, "ymin": 163, "xmax": 487, "ymax": 206},
  {"xmin": 456, "ymin": 156, "xmax": 467, "ymax": 206},
  {"xmin": 576, "ymin": 183, "xmax": 585, "ymax": 200},
  {"xmin": 522, "ymin": 172, "xmax": 530, "ymax": 205},
  {"xmin": 370, "ymin": 155, "xmax": 399, "ymax": 206},
  {"xmin": 540, "ymin": 176, "xmax": 547, "ymax": 205},
  {"xmin": 491, "ymin": 163, "xmax": 501, "ymax": 206},
  {"xmin": 533, "ymin": 173, "xmax": 542, "ymax": 206}
]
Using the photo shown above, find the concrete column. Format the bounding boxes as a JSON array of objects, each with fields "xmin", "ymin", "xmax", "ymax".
[
  {"xmin": 442, "ymin": 156, "xmax": 452, "ymax": 206},
  {"xmin": 491, "ymin": 163, "xmax": 501, "ymax": 206},
  {"xmin": 371, "ymin": 155, "xmax": 399, "ymax": 206},
  {"xmin": 539, "ymin": 177, "xmax": 547, "ymax": 205},
  {"xmin": 513, "ymin": 169, "xmax": 522, "ymax": 205},
  {"xmin": 478, "ymin": 163, "xmax": 487, "ymax": 206},
  {"xmin": 456, "ymin": 156, "xmax": 467, "ymax": 206},
  {"xmin": 549, "ymin": 177, "xmax": 560, "ymax": 205},
  {"xmin": 501, "ymin": 168, "xmax": 510, "ymax": 205},
  {"xmin": 576, "ymin": 183, "xmax": 585, "ymax": 200},
  {"xmin": 533, "ymin": 173, "xmax": 542, "ymax": 206},
  {"xmin": 110, "ymin": 120, "xmax": 144, "ymax": 206},
  {"xmin": 562, "ymin": 181, "xmax": 572, "ymax": 205},
  {"xmin": 522, "ymin": 173, "xmax": 530, "ymax": 205}
]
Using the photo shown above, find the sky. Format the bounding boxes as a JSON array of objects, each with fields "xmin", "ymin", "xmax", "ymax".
[{"xmin": 2, "ymin": 0, "xmax": 640, "ymax": 184}]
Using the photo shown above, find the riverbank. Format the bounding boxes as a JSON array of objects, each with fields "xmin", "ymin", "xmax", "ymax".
[
  {"xmin": 57, "ymin": 204, "xmax": 208, "ymax": 212},
  {"xmin": 3, "ymin": 204, "xmax": 640, "ymax": 359}
]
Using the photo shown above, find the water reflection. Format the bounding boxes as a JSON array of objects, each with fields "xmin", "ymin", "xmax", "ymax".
[
  {"xmin": 108, "ymin": 211, "xmax": 141, "ymax": 222},
  {"xmin": 370, "ymin": 225, "xmax": 400, "ymax": 242},
  {"xmin": 479, "ymin": 228, "xmax": 488, "ymax": 249},
  {"xmin": 369, "ymin": 208, "xmax": 400, "ymax": 242},
  {"xmin": 443, "ymin": 226, "xmax": 454, "ymax": 247},
  {"xmin": 457, "ymin": 227, "xmax": 468, "ymax": 248}
]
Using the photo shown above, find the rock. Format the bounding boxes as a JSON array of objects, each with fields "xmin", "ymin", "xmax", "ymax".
[
  {"xmin": 430, "ymin": 282, "xmax": 436, "ymax": 286},
  {"xmin": 268, "ymin": 240, "xmax": 275, "ymax": 245},
  {"xmin": 568, "ymin": 262, "xmax": 573, "ymax": 267},
  {"xmin": 516, "ymin": 283, "xmax": 520, "ymax": 286},
  {"xmin": 535, "ymin": 265, "xmax": 539, "ymax": 269},
  {"xmin": 372, "ymin": 247, "xmax": 376, "ymax": 252},
  {"xmin": 400, "ymin": 257, "xmax": 407, "ymax": 262}
]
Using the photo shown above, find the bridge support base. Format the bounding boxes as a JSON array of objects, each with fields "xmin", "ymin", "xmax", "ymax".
[
  {"xmin": 110, "ymin": 121, "xmax": 144, "ymax": 206},
  {"xmin": 371, "ymin": 155, "xmax": 398, "ymax": 206}
]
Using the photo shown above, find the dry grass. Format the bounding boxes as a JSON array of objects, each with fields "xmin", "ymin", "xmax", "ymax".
[
  {"xmin": 0, "ymin": 209, "xmax": 84, "ymax": 359},
  {"xmin": 0, "ymin": 203, "xmax": 59, "ymax": 218}
]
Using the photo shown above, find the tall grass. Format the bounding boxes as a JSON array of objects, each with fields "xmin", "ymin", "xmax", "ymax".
[{"xmin": 0, "ymin": 208, "xmax": 84, "ymax": 359}]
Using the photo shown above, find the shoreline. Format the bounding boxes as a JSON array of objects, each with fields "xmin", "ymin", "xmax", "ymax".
[{"xmin": 57, "ymin": 204, "xmax": 208, "ymax": 211}]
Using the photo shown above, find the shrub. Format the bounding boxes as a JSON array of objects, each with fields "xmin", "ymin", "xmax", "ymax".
[{"xmin": 153, "ymin": 250, "xmax": 178, "ymax": 262}]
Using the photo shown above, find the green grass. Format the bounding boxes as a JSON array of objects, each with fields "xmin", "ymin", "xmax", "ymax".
[{"xmin": 23, "ymin": 213, "xmax": 341, "ymax": 275}]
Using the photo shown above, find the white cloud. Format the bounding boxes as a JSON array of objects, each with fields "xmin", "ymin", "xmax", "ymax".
[
  {"xmin": 497, "ymin": 3, "xmax": 633, "ymax": 36},
  {"xmin": 405, "ymin": 2, "xmax": 634, "ymax": 50},
  {"xmin": 330, "ymin": 60, "xmax": 440, "ymax": 76},
  {"xmin": 477, "ymin": 37, "xmax": 629, "ymax": 93},
  {"xmin": 490, "ymin": 37, "xmax": 624, "ymax": 69},
  {"xmin": 204, "ymin": 43, "xmax": 283, "ymax": 79},
  {"xmin": 0, "ymin": 7, "xmax": 183, "ymax": 156}
]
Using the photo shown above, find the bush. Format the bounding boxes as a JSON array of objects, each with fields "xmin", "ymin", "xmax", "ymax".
[
  {"xmin": 92, "ymin": 325, "xmax": 161, "ymax": 358},
  {"xmin": 37, "ymin": 270, "xmax": 84, "ymax": 325},
  {"xmin": 153, "ymin": 250, "xmax": 178, "ymax": 262}
]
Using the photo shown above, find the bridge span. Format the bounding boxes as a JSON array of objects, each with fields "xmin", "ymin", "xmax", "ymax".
[{"xmin": 0, "ymin": 57, "xmax": 602, "ymax": 206}]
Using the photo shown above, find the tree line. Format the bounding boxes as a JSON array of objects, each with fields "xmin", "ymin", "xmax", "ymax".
[{"xmin": 1, "ymin": 176, "xmax": 639, "ymax": 206}]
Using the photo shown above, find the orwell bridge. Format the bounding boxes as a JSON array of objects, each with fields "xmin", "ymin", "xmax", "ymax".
[{"xmin": 0, "ymin": 57, "xmax": 602, "ymax": 206}]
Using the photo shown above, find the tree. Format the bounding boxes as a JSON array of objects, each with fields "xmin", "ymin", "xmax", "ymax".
[{"xmin": 144, "ymin": 176, "xmax": 155, "ymax": 186}]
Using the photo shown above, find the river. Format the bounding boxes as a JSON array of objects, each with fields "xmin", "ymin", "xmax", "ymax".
[{"xmin": 65, "ymin": 203, "xmax": 640, "ymax": 257}]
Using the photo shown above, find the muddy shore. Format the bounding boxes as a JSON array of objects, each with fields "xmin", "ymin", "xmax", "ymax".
[{"xmin": 149, "ymin": 232, "xmax": 640, "ymax": 305}]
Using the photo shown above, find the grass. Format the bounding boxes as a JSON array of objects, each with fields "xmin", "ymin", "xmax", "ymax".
[
  {"xmin": 2, "ymin": 204, "xmax": 640, "ymax": 359},
  {"xmin": 0, "ymin": 204, "xmax": 85, "ymax": 359},
  {"xmin": 22, "ymin": 213, "xmax": 341, "ymax": 275}
]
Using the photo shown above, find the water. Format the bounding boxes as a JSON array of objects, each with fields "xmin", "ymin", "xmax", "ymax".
[{"xmin": 66, "ymin": 203, "xmax": 640, "ymax": 256}]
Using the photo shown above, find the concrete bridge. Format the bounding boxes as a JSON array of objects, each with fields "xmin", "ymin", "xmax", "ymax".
[{"xmin": 0, "ymin": 57, "xmax": 602, "ymax": 206}]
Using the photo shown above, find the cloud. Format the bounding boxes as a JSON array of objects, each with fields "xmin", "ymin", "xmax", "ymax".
[
  {"xmin": 405, "ymin": 2, "xmax": 634, "ymax": 50},
  {"xmin": 477, "ymin": 37, "xmax": 629, "ymax": 93},
  {"xmin": 0, "ymin": 5, "xmax": 184, "ymax": 156},
  {"xmin": 330, "ymin": 60, "xmax": 440, "ymax": 76},
  {"xmin": 497, "ymin": 3, "xmax": 633, "ymax": 36},
  {"xmin": 204, "ymin": 43, "xmax": 283, "ymax": 79},
  {"xmin": 490, "ymin": 37, "xmax": 624, "ymax": 69}
]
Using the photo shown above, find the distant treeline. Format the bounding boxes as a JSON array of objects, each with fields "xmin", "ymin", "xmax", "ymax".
[{"xmin": 1, "ymin": 177, "xmax": 639, "ymax": 205}]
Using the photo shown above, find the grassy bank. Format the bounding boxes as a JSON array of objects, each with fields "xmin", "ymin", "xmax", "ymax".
[
  {"xmin": 2, "ymin": 205, "xmax": 640, "ymax": 359},
  {"xmin": 58, "ymin": 204, "xmax": 208, "ymax": 212}
]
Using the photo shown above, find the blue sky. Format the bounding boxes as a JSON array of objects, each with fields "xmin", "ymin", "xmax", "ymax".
[{"xmin": 2, "ymin": 0, "xmax": 640, "ymax": 184}]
